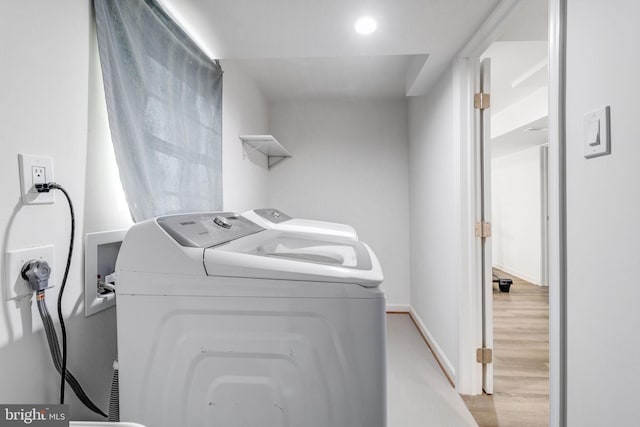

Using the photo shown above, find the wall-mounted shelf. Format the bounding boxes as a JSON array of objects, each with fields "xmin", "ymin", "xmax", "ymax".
[{"xmin": 239, "ymin": 135, "xmax": 291, "ymax": 169}]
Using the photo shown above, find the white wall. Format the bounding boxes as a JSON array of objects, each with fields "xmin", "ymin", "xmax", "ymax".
[
  {"xmin": 565, "ymin": 1, "xmax": 640, "ymax": 425},
  {"xmin": 267, "ymin": 99, "xmax": 411, "ymax": 306},
  {"xmin": 408, "ymin": 68, "xmax": 460, "ymax": 377},
  {"xmin": 0, "ymin": 0, "xmax": 119, "ymax": 420},
  {"xmin": 0, "ymin": 1, "xmax": 270, "ymax": 420},
  {"xmin": 491, "ymin": 146, "xmax": 544, "ymax": 285},
  {"xmin": 220, "ymin": 60, "xmax": 271, "ymax": 212}
]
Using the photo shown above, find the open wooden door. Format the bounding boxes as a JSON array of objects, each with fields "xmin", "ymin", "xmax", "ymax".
[{"xmin": 475, "ymin": 57, "xmax": 494, "ymax": 394}]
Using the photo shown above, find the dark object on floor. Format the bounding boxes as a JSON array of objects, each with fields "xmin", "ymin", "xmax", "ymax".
[{"xmin": 492, "ymin": 273, "xmax": 513, "ymax": 292}]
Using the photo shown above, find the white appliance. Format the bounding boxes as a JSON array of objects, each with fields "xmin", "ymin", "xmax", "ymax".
[
  {"xmin": 69, "ymin": 423, "xmax": 145, "ymax": 427},
  {"xmin": 115, "ymin": 212, "xmax": 386, "ymax": 427},
  {"xmin": 242, "ymin": 208, "xmax": 358, "ymax": 240}
]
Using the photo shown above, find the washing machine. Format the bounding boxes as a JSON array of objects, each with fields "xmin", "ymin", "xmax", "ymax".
[
  {"xmin": 242, "ymin": 208, "xmax": 358, "ymax": 240},
  {"xmin": 115, "ymin": 212, "xmax": 385, "ymax": 427}
]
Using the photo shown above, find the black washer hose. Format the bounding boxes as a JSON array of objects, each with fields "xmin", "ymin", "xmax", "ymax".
[
  {"xmin": 36, "ymin": 182, "xmax": 107, "ymax": 417},
  {"xmin": 33, "ymin": 183, "xmax": 107, "ymax": 417},
  {"xmin": 53, "ymin": 183, "xmax": 74, "ymax": 405},
  {"xmin": 36, "ymin": 291, "xmax": 107, "ymax": 417}
]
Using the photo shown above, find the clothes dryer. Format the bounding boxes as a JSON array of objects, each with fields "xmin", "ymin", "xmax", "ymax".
[{"xmin": 242, "ymin": 208, "xmax": 358, "ymax": 240}]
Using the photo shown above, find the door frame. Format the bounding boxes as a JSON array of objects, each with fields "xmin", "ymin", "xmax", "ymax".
[
  {"xmin": 454, "ymin": 0, "xmax": 566, "ymax": 425},
  {"xmin": 547, "ymin": 1, "xmax": 567, "ymax": 425}
]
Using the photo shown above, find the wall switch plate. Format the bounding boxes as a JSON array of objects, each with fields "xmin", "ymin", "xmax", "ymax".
[
  {"xmin": 18, "ymin": 153, "xmax": 55, "ymax": 204},
  {"xmin": 5, "ymin": 245, "xmax": 55, "ymax": 300},
  {"xmin": 85, "ymin": 229, "xmax": 128, "ymax": 317},
  {"xmin": 584, "ymin": 106, "xmax": 611, "ymax": 158}
]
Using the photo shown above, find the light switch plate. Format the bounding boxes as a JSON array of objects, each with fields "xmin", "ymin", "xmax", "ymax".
[
  {"xmin": 5, "ymin": 245, "xmax": 55, "ymax": 300},
  {"xmin": 584, "ymin": 106, "xmax": 611, "ymax": 158},
  {"xmin": 18, "ymin": 154, "xmax": 55, "ymax": 204}
]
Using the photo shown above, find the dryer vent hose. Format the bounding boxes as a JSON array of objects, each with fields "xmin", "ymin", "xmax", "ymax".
[{"xmin": 108, "ymin": 360, "xmax": 120, "ymax": 422}]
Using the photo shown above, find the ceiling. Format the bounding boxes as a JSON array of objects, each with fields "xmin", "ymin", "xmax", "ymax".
[
  {"xmin": 482, "ymin": 0, "xmax": 548, "ymax": 158},
  {"xmin": 491, "ymin": 116, "xmax": 548, "ymax": 158},
  {"xmin": 160, "ymin": 0, "xmax": 500, "ymax": 99},
  {"xmin": 483, "ymin": 0, "xmax": 548, "ymax": 113},
  {"xmin": 221, "ymin": 55, "xmax": 426, "ymax": 101},
  {"xmin": 498, "ymin": 0, "xmax": 548, "ymax": 42},
  {"xmin": 483, "ymin": 40, "xmax": 548, "ymax": 114}
]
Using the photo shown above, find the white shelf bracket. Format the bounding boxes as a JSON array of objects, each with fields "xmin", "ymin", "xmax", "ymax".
[
  {"xmin": 268, "ymin": 156, "xmax": 288, "ymax": 169},
  {"xmin": 239, "ymin": 135, "xmax": 292, "ymax": 170},
  {"xmin": 241, "ymin": 141, "xmax": 265, "ymax": 159}
]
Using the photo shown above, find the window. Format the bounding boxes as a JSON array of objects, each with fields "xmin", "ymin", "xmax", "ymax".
[{"xmin": 94, "ymin": 0, "xmax": 223, "ymax": 221}]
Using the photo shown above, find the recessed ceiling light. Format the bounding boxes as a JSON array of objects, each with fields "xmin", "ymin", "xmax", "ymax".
[{"xmin": 354, "ymin": 16, "xmax": 377, "ymax": 35}]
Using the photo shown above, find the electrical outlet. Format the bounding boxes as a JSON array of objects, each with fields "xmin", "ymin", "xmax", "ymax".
[
  {"xmin": 18, "ymin": 154, "xmax": 55, "ymax": 205},
  {"xmin": 32, "ymin": 166, "xmax": 46, "ymax": 186},
  {"xmin": 5, "ymin": 245, "xmax": 55, "ymax": 300}
]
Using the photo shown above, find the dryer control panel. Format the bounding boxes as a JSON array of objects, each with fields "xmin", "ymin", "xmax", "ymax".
[
  {"xmin": 254, "ymin": 208, "xmax": 293, "ymax": 224},
  {"xmin": 157, "ymin": 212, "xmax": 264, "ymax": 248}
]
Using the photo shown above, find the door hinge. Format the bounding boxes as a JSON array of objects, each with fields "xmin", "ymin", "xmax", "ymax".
[
  {"xmin": 475, "ymin": 221, "xmax": 492, "ymax": 238},
  {"xmin": 476, "ymin": 348, "xmax": 493, "ymax": 364},
  {"xmin": 474, "ymin": 92, "xmax": 490, "ymax": 110}
]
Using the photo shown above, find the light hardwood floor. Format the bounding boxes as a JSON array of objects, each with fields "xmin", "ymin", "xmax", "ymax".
[{"xmin": 462, "ymin": 269, "xmax": 550, "ymax": 427}]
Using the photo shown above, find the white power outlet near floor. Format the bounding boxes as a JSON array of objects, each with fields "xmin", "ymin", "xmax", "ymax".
[
  {"xmin": 5, "ymin": 245, "xmax": 55, "ymax": 300},
  {"xmin": 18, "ymin": 153, "xmax": 55, "ymax": 204}
]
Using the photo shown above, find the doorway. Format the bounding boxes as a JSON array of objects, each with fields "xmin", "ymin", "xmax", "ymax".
[
  {"xmin": 455, "ymin": 0, "xmax": 566, "ymax": 425},
  {"xmin": 469, "ymin": 3, "xmax": 551, "ymax": 425}
]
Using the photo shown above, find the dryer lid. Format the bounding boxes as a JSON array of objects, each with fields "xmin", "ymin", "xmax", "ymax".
[
  {"xmin": 253, "ymin": 208, "xmax": 293, "ymax": 224},
  {"xmin": 242, "ymin": 209, "xmax": 358, "ymax": 240}
]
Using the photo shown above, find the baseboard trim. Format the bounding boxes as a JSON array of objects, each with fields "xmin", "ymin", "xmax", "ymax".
[
  {"xmin": 385, "ymin": 304, "xmax": 456, "ymax": 388},
  {"xmin": 407, "ymin": 307, "xmax": 456, "ymax": 388},
  {"xmin": 493, "ymin": 264, "xmax": 544, "ymax": 286},
  {"xmin": 386, "ymin": 304, "xmax": 411, "ymax": 313}
]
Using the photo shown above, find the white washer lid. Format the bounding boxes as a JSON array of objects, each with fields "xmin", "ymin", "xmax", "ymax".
[{"xmin": 204, "ymin": 231, "xmax": 383, "ymax": 287}]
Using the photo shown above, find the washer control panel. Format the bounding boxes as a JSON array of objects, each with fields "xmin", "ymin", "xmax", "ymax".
[
  {"xmin": 213, "ymin": 216, "xmax": 232, "ymax": 229},
  {"xmin": 157, "ymin": 212, "xmax": 264, "ymax": 247}
]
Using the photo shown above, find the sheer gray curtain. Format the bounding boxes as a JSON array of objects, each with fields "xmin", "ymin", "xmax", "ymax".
[{"xmin": 94, "ymin": 0, "xmax": 223, "ymax": 222}]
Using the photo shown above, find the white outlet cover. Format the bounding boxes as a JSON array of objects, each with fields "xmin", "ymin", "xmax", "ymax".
[
  {"xmin": 18, "ymin": 153, "xmax": 55, "ymax": 204},
  {"xmin": 5, "ymin": 245, "xmax": 55, "ymax": 300}
]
